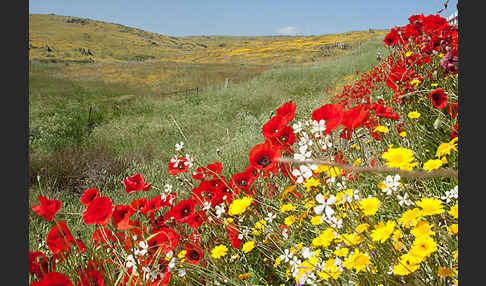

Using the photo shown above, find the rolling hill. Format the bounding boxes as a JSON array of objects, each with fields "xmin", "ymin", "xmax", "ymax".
[
  {"xmin": 29, "ymin": 13, "xmax": 207, "ymax": 63},
  {"xmin": 29, "ymin": 13, "xmax": 388, "ymax": 65}
]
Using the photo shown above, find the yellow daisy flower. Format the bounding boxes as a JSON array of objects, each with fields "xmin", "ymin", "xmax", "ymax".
[
  {"xmin": 228, "ymin": 196, "xmax": 253, "ymax": 216},
  {"xmin": 448, "ymin": 204, "xmax": 458, "ymax": 219},
  {"xmin": 409, "ymin": 236, "xmax": 438, "ymax": 258},
  {"xmin": 242, "ymin": 241, "xmax": 255, "ymax": 253},
  {"xmin": 370, "ymin": 220, "xmax": 396, "ymax": 243},
  {"xmin": 382, "ymin": 147, "xmax": 418, "ymax": 171},
  {"xmin": 408, "ymin": 111, "xmax": 421, "ymax": 119},
  {"xmin": 373, "ymin": 125, "xmax": 389, "ymax": 133},
  {"xmin": 416, "ymin": 197, "xmax": 444, "ymax": 216},
  {"xmin": 359, "ymin": 197, "xmax": 380, "ymax": 216},
  {"xmin": 211, "ymin": 245, "xmax": 228, "ymax": 259}
]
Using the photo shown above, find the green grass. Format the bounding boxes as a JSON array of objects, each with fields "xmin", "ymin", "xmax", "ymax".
[{"xmin": 29, "ymin": 36, "xmax": 389, "ymax": 248}]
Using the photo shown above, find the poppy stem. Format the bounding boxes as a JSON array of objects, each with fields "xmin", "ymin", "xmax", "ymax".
[{"xmin": 169, "ymin": 115, "xmax": 189, "ymax": 143}]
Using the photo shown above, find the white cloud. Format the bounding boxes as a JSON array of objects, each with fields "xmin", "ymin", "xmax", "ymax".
[{"xmin": 277, "ymin": 26, "xmax": 300, "ymax": 35}]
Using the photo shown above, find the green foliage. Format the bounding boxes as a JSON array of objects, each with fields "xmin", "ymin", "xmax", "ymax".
[{"xmin": 29, "ymin": 38, "xmax": 385, "ymax": 248}]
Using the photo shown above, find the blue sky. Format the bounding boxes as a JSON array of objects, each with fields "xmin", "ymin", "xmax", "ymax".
[{"xmin": 29, "ymin": 0, "xmax": 458, "ymax": 37}]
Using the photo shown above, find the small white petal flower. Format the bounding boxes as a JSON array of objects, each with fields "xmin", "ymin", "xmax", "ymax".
[
  {"xmin": 397, "ymin": 192, "xmax": 413, "ymax": 207},
  {"xmin": 202, "ymin": 201, "xmax": 211, "ymax": 211},
  {"xmin": 178, "ymin": 269, "xmax": 186, "ymax": 277},
  {"xmin": 292, "ymin": 122, "xmax": 303, "ymax": 133},
  {"xmin": 175, "ymin": 141, "xmax": 184, "ymax": 151},
  {"xmin": 280, "ymin": 249, "xmax": 293, "ymax": 263},
  {"xmin": 265, "ymin": 212, "xmax": 276, "ymax": 223},
  {"xmin": 215, "ymin": 204, "xmax": 225, "ymax": 218},
  {"xmin": 301, "ymin": 247, "xmax": 314, "ymax": 259}
]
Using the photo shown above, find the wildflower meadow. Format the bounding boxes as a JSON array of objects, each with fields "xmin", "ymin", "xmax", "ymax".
[{"xmin": 29, "ymin": 12, "xmax": 458, "ymax": 286}]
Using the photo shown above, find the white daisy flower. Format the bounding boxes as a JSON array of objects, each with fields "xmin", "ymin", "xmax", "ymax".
[
  {"xmin": 292, "ymin": 121, "xmax": 303, "ymax": 133},
  {"xmin": 215, "ymin": 204, "xmax": 225, "ymax": 218},
  {"xmin": 397, "ymin": 192, "xmax": 413, "ymax": 207},
  {"xmin": 314, "ymin": 194, "xmax": 336, "ymax": 218},
  {"xmin": 441, "ymin": 185, "xmax": 458, "ymax": 203},
  {"xmin": 175, "ymin": 141, "xmax": 184, "ymax": 151},
  {"xmin": 280, "ymin": 248, "xmax": 293, "ymax": 263},
  {"xmin": 265, "ymin": 212, "xmax": 276, "ymax": 223},
  {"xmin": 311, "ymin": 119, "xmax": 327, "ymax": 134}
]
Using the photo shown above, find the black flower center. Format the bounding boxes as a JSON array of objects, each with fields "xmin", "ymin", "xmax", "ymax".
[
  {"xmin": 189, "ymin": 250, "xmax": 200, "ymax": 260},
  {"xmin": 182, "ymin": 208, "xmax": 191, "ymax": 217},
  {"xmin": 238, "ymin": 179, "xmax": 247, "ymax": 186},
  {"xmin": 257, "ymin": 155, "xmax": 271, "ymax": 167}
]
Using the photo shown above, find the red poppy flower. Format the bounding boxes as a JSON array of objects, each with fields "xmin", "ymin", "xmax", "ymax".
[
  {"xmin": 32, "ymin": 196, "xmax": 61, "ymax": 221},
  {"xmin": 262, "ymin": 115, "xmax": 287, "ymax": 139},
  {"xmin": 384, "ymin": 27, "xmax": 401, "ymax": 46},
  {"xmin": 245, "ymin": 164, "xmax": 260, "ymax": 180},
  {"xmin": 29, "ymin": 251, "xmax": 50, "ymax": 279},
  {"xmin": 311, "ymin": 104, "xmax": 344, "ymax": 135},
  {"xmin": 231, "ymin": 169, "xmax": 256, "ymax": 194},
  {"xmin": 226, "ymin": 223, "xmax": 241, "ymax": 249},
  {"xmin": 78, "ymin": 260, "xmax": 105, "ymax": 286},
  {"xmin": 423, "ymin": 14, "xmax": 448, "ymax": 33},
  {"xmin": 165, "ymin": 199, "xmax": 197, "ymax": 223},
  {"xmin": 185, "ymin": 210, "xmax": 208, "ymax": 229},
  {"xmin": 386, "ymin": 64, "xmax": 413, "ymax": 92},
  {"xmin": 276, "ymin": 101, "xmax": 297, "ymax": 125},
  {"xmin": 32, "ymin": 271, "xmax": 73, "ymax": 286},
  {"xmin": 141, "ymin": 194, "xmax": 176, "ymax": 216},
  {"xmin": 270, "ymin": 125, "xmax": 296, "ymax": 149},
  {"xmin": 206, "ymin": 162, "xmax": 223, "ymax": 176},
  {"xmin": 168, "ymin": 157, "xmax": 190, "ymax": 175},
  {"xmin": 409, "ymin": 14, "xmax": 425, "ymax": 31},
  {"xmin": 364, "ymin": 117, "xmax": 381, "ymax": 141},
  {"xmin": 214, "ymin": 182, "xmax": 236, "ymax": 205},
  {"xmin": 122, "ymin": 174, "xmax": 151, "ymax": 194},
  {"xmin": 370, "ymin": 159, "xmax": 377, "ymax": 166},
  {"xmin": 46, "ymin": 220, "xmax": 75, "ymax": 255},
  {"xmin": 83, "ymin": 196, "xmax": 113, "ymax": 226},
  {"xmin": 80, "ymin": 188, "xmax": 100, "ymax": 207},
  {"xmin": 429, "ymin": 88, "xmax": 448, "ymax": 109},
  {"xmin": 401, "ymin": 23, "xmax": 420, "ymax": 41},
  {"xmin": 184, "ymin": 242, "xmax": 204, "ymax": 264},
  {"xmin": 249, "ymin": 141, "xmax": 281, "ymax": 173},
  {"xmin": 191, "ymin": 166, "xmax": 207, "ymax": 181},
  {"xmin": 341, "ymin": 105, "xmax": 370, "ymax": 130},
  {"xmin": 147, "ymin": 227, "xmax": 180, "ymax": 255},
  {"xmin": 112, "ymin": 205, "xmax": 135, "ymax": 230},
  {"xmin": 191, "ymin": 180, "xmax": 215, "ymax": 206},
  {"xmin": 130, "ymin": 198, "xmax": 148, "ymax": 212},
  {"xmin": 375, "ymin": 104, "xmax": 400, "ymax": 120},
  {"xmin": 450, "ymin": 123, "xmax": 458, "ymax": 139}
]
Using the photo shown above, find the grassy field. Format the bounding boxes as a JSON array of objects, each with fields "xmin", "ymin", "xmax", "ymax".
[
  {"xmin": 30, "ymin": 14, "xmax": 387, "ymax": 91},
  {"xmin": 29, "ymin": 36, "xmax": 390, "ymax": 248},
  {"xmin": 29, "ymin": 13, "xmax": 391, "ymax": 248}
]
